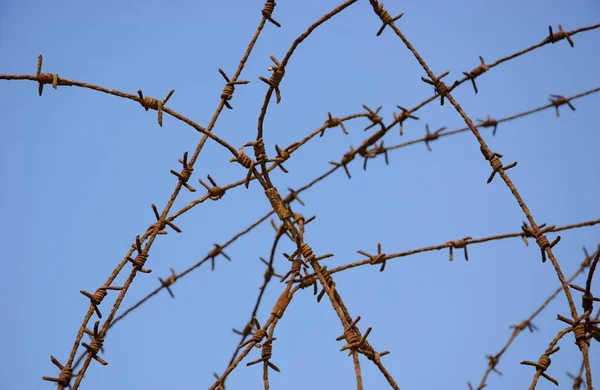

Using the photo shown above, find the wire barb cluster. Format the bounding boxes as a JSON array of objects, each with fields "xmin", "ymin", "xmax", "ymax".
[{"xmin": 137, "ymin": 89, "xmax": 175, "ymax": 127}]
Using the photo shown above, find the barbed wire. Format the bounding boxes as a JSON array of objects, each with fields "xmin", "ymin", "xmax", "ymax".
[
  {"xmin": 366, "ymin": 0, "xmax": 596, "ymax": 386},
  {"xmin": 1, "ymin": 1, "xmax": 599, "ymax": 389}
]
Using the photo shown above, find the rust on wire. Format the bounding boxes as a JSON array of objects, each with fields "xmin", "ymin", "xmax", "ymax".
[
  {"xmin": 521, "ymin": 222, "xmax": 560, "ymax": 263},
  {"xmin": 170, "ymin": 151, "xmax": 196, "ymax": 192},
  {"xmin": 36, "ymin": 55, "xmax": 59, "ymax": 96},
  {"xmin": 445, "ymin": 237, "xmax": 472, "ymax": 262},
  {"xmin": 137, "ymin": 89, "xmax": 174, "ymax": 127},
  {"xmin": 127, "ymin": 235, "xmax": 152, "ymax": 273},
  {"xmin": 246, "ymin": 337, "xmax": 280, "ymax": 372},
  {"xmin": 423, "ymin": 123, "xmax": 447, "ymax": 152},
  {"xmin": 543, "ymin": 24, "xmax": 575, "ymax": 47},
  {"xmin": 148, "ymin": 203, "xmax": 182, "ymax": 235},
  {"xmin": 80, "ymin": 286, "xmax": 123, "ymax": 319},
  {"xmin": 158, "ymin": 268, "xmax": 178, "ymax": 298},
  {"xmin": 259, "ymin": 55, "xmax": 285, "ymax": 103},
  {"xmin": 520, "ymin": 346, "xmax": 560, "ymax": 386},
  {"xmin": 207, "ymin": 243, "xmax": 232, "ymax": 271},
  {"xmin": 357, "ymin": 243, "xmax": 388, "ymax": 272},
  {"xmin": 548, "ymin": 94, "xmax": 576, "ymax": 116},
  {"xmin": 477, "ymin": 115, "xmax": 499, "ymax": 136},
  {"xmin": 80, "ymin": 321, "xmax": 108, "ymax": 366},
  {"xmin": 219, "ymin": 68, "xmax": 249, "ymax": 110},
  {"xmin": 369, "ymin": 2, "xmax": 403, "ymax": 36},
  {"xmin": 198, "ymin": 175, "xmax": 226, "ymax": 200},
  {"xmin": 365, "ymin": 2, "xmax": 593, "ymax": 386},
  {"xmin": 329, "ymin": 147, "xmax": 356, "ymax": 179},
  {"xmin": 42, "ymin": 356, "xmax": 73, "ymax": 389},
  {"xmin": 322, "ymin": 112, "xmax": 349, "ymax": 136},
  {"xmin": 393, "ymin": 105, "xmax": 419, "ymax": 136},
  {"xmin": 480, "ymin": 147, "xmax": 517, "ymax": 184},
  {"xmin": 1, "ymin": 4, "xmax": 599, "ymax": 390},
  {"xmin": 362, "ymin": 105, "xmax": 383, "ymax": 131},
  {"xmin": 421, "ymin": 71, "xmax": 457, "ymax": 106},
  {"xmin": 261, "ymin": 0, "xmax": 281, "ymax": 27},
  {"xmin": 463, "ymin": 56, "xmax": 489, "ymax": 94}
]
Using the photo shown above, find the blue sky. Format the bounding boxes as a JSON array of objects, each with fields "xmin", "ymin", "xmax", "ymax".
[{"xmin": 1, "ymin": 1, "xmax": 599, "ymax": 389}]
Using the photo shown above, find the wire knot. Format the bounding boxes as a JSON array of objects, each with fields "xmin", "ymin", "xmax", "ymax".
[
  {"xmin": 137, "ymin": 89, "xmax": 174, "ymax": 127},
  {"xmin": 35, "ymin": 55, "xmax": 60, "ymax": 96},
  {"xmin": 548, "ymin": 94, "xmax": 576, "ymax": 117},
  {"xmin": 298, "ymin": 242, "xmax": 315, "ymax": 262},
  {"xmin": 423, "ymin": 123, "xmax": 447, "ymax": 151},
  {"xmin": 329, "ymin": 147, "xmax": 356, "ymax": 179},
  {"xmin": 360, "ymin": 141, "xmax": 389, "ymax": 171},
  {"xmin": 81, "ymin": 321, "xmax": 108, "ymax": 366},
  {"xmin": 393, "ymin": 105, "xmax": 419, "ymax": 135},
  {"xmin": 218, "ymin": 68, "xmax": 250, "ymax": 110},
  {"xmin": 281, "ymin": 257, "xmax": 307, "ymax": 282},
  {"xmin": 477, "ymin": 115, "xmax": 499, "ymax": 135},
  {"xmin": 261, "ymin": 0, "xmax": 281, "ymax": 27},
  {"xmin": 521, "ymin": 222, "xmax": 560, "ymax": 263},
  {"xmin": 463, "ymin": 56, "xmax": 488, "ymax": 94},
  {"xmin": 250, "ymin": 328, "xmax": 268, "ymax": 346},
  {"xmin": 321, "ymin": 112, "xmax": 348, "ymax": 136},
  {"xmin": 510, "ymin": 320, "xmax": 538, "ymax": 333},
  {"xmin": 520, "ymin": 347, "xmax": 559, "ymax": 386},
  {"xmin": 252, "ymin": 138, "xmax": 268, "ymax": 165},
  {"xmin": 272, "ymin": 143, "xmax": 299, "ymax": 173},
  {"xmin": 259, "ymin": 55, "xmax": 285, "ymax": 103},
  {"xmin": 337, "ymin": 316, "xmax": 362, "ymax": 356},
  {"xmin": 363, "ymin": 105, "xmax": 383, "ymax": 131},
  {"xmin": 485, "ymin": 354, "xmax": 502, "ymax": 376},
  {"xmin": 147, "ymin": 203, "xmax": 181, "ymax": 235},
  {"xmin": 42, "ymin": 355, "xmax": 73, "ymax": 388},
  {"xmin": 357, "ymin": 242, "xmax": 388, "ymax": 272},
  {"xmin": 282, "ymin": 187, "xmax": 305, "ymax": 208},
  {"xmin": 170, "ymin": 152, "xmax": 196, "ymax": 192},
  {"xmin": 481, "ymin": 147, "xmax": 517, "ymax": 184},
  {"xmin": 558, "ymin": 311, "xmax": 592, "ymax": 350},
  {"xmin": 421, "ymin": 71, "xmax": 456, "ymax": 105},
  {"xmin": 370, "ymin": 1, "xmax": 403, "ymax": 36},
  {"xmin": 230, "ymin": 146, "xmax": 257, "ymax": 188},
  {"xmin": 158, "ymin": 268, "xmax": 178, "ymax": 298},
  {"xmin": 237, "ymin": 150, "xmax": 254, "ymax": 169},
  {"xmin": 341, "ymin": 324, "xmax": 390, "ymax": 362},
  {"xmin": 296, "ymin": 266, "xmax": 335, "ymax": 302},
  {"xmin": 446, "ymin": 237, "xmax": 472, "ymax": 261},
  {"xmin": 544, "ymin": 24, "xmax": 574, "ymax": 47},
  {"xmin": 569, "ymin": 283, "xmax": 600, "ymax": 315},
  {"xmin": 80, "ymin": 286, "xmax": 123, "ymax": 318},
  {"xmin": 246, "ymin": 337, "xmax": 281, "ymax": 372},
  {"xmin": 199, "ymin": 174, "xmax": 225, "ymax": 200},
  {"xmin": 573, "ymin": 322, "xmax": 586, "ymax": 344},
  {"xmin": 207, "ymin": 243, "xmax": 232, "ymax": 271},
  {"xmin": 128, "ymin": 235, "xmax": 152, "ymax": 273}
]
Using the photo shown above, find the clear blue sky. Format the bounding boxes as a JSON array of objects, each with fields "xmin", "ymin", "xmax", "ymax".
[{"xmin": 1, "ymin": 1, "xmax": 599, "ymax": 389}]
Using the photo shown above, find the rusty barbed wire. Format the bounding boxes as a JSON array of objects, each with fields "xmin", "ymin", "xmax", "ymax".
[
  {"xmin": 366, "ymin": 1, "xmax": 595, "ymax": 387},
  {"xmin": 567, "ymin": 308, "xmax": 600, "ymax": 390},
  {"xmin": 1, "ymin": 3, "xmax": 599, "ymax": 390},
  {"xmin": 35, "ymin": 4, "xmax": 284, "ymax": 388},
  {"xmin": 471, "ymin": 246, "xmax": 599, "ymax": 390},
  {"xmin": 68, "ymin": 55, "xmax": 600, "ymax": 390}
]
